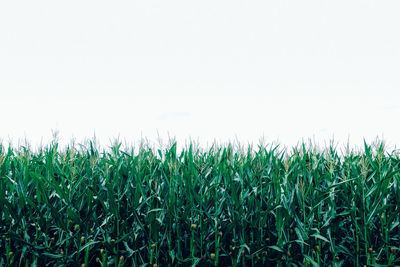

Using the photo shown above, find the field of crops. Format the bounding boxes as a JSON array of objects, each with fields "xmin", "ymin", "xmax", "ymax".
[{"xmin": 0, "ymin": 140, "xmax": 399, "ymax": 266}]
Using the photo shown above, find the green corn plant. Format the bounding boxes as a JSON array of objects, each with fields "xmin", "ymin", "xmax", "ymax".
[{"xmin": 0, "ymin": 139, "xmax": 400, "ymax": 266}]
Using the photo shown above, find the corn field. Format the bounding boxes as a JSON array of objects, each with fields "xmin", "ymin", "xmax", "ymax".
[{"xmin": 0, "ymin": 140, "xmax": 399, "ymax": 266}]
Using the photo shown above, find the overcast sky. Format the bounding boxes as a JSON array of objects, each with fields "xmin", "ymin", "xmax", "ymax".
[{"xmin": 1, "ymin": 0, "xmax": 399, "ymax": 150}]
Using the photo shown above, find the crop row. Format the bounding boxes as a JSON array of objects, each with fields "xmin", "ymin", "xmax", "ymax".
[{"xmin": 0, "ymin": 140, "xmax": 399, "ymax": 266}]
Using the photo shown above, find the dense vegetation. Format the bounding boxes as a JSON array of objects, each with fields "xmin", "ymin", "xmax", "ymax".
[{"xmin": 0, "ymin": 140, "xmax": 399, "ymax": 266}]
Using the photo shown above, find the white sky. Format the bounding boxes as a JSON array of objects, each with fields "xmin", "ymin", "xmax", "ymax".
[{"xmin": 1, "ymin": 0, "xmax": 399, "ymax": 150}]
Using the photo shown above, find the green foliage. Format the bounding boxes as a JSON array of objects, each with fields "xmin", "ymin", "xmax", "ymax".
[{"xmin": 0, "ymin": 140, "xmax": 399, "ymax": 266}]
